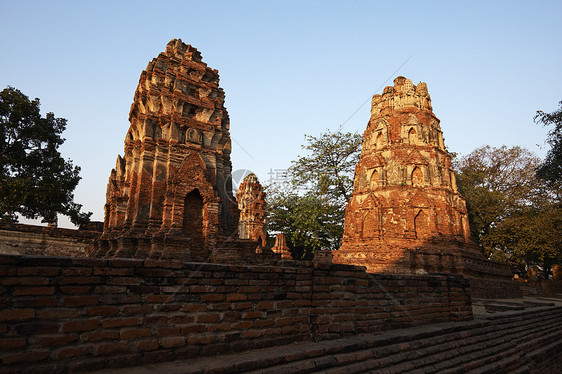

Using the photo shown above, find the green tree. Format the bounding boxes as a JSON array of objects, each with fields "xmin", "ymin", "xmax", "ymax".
[
  {"xmin": 290, "ymin": 130, "xmax": 362, "ymax": 203},
  {"xmin": 0, "ymin": 86, "xmax": 91, "ymax": 225},
  {"xmin": 535, "ymin": 100, "xmax": 562, "ymax": 188},
  {"xmin": 266, "ymin": 130, "xmax": 362, "ymax": 258},
  {"xmin": 266, "ymin": 187, "xmax": 344, "ymax": 259},
  {"xmin": 455, "ymin": 145, "xmax": 561, "ymax": 272},
  {"xmin": 492, "ymin": 202, "xmax": 562, "ymax": 273}
]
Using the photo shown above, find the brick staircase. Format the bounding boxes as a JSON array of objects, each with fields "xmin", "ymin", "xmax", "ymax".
[
  {"xmin": 472, "ymin": 298, "xmax": 555, "ymax": 313},
  {"xmin": 98, "ymin": 305, "xmax": 562, "ymax": 374}
]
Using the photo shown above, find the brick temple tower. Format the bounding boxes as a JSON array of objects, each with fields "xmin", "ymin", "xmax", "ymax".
[
  {"xmin": 236, "ymin": 173, "xmax": 267, "ymax": 250},
  {"xmin": 90, "ymin": 39, "xmax": 241, "ymax": 261},
  {"xmin": 333, "ymin": 77, "xmax": 512, "ymax": 283}
]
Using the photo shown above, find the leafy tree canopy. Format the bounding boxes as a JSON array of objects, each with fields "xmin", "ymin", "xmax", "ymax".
[
  {"xmin": 266, "ymin": 130, "xmax": 362, "ymax": 258},
  {"xmin": 266, "ymin": 187, "xmax": 344, "ymax": 258},
  {"xmin": 289, "ymin": 130, "xmax": 362, "ymax": 203},
  {"xmin": 455, "ymin": 145, "xmax": 561, "ymax": 272},
  {"xmin": 535, "ymin": 100, "xmax": 562, "ymax": 189},
  {"xmin": 0, "ymin": 86, "xmax": 91, "ymax": 226}
]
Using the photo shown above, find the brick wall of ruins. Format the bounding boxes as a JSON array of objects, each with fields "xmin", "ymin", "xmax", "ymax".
[
  {"xmin": 0, "ymin": 223, "xmax": 98, "ymax": 258},
  {"xmin": 0, "ymin": 254, "xmax": 472, "ymax": 372}
]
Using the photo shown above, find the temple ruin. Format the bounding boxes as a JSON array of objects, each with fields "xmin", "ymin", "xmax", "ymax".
[
  {"xmin": 236, "ymin": 173, "xmax": 267, "ymax": 250},
  {"xmin": 88, "ymin": 39, "xmax": 246, "ymax": 261},
  {"xmin": 333, "ymin": 77, "xmax": 518, "ymax": 297},
  {"xmin": 3, "ymin": 42, "xmax": 561, "ymax": 374}
]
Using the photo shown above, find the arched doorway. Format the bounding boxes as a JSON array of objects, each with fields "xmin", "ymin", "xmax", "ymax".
[
  {"xmin": 183, "ymin": 189, "xmax": 204, "ymax": 247},
  {"xmin": 370, "ymin": 169, "xmax": 379, "ymax": 188},
  {"xmin": 375, "ymin": 132, "xmax": 384, "ymax": 149},
  {"xmin": 414, "ymin": 209, "xmax": 431, "ymax": 239},
  {"xmin": 408, "ymin": 128, "xmax": 417, "ymax": 145},
  {"xmin": 362, "ymin": 210, "xmax": 378, "ymax": 239},
  {"xmin": 412, "ymin": 166, "xmax": 424, "ymax": 187}
]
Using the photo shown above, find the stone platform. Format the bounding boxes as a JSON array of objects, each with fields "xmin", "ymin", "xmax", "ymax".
[{"xmin": 94, "ymin": 303, "xmax": 562, "ymax": 374}]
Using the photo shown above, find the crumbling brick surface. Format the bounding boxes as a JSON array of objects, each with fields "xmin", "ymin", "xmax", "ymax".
[
  {"xmin": 0, "ymin": 223, "xmax": 98, "ymax": 257},
  {"xmin": 271, "ymin": 233, "xmax": 292, "ymax": 259},
  {"xmin": 0, "ymin": 254, "xmax": 472, "ymax": 372}
]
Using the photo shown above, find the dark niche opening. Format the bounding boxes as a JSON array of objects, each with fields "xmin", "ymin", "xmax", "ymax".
[
  {"xmin": 414, "ymin": 209, "xmax": 431, "ymax": 239},
  {"xmin": 183, "ymin": 189, "xmax": 204, "ymax": 247}
]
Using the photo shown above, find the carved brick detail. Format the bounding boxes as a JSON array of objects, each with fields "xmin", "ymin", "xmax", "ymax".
[
  {"xmin": 333, "ymin": 77, "xmax": 512, "ymax": 283},
  {"xmin": 236, "ymin": 174, "xmax": 267, "ymax": 250},
  {"xmin": 90, "ymin": 39, "xmax": 239, "ymax": 261}
]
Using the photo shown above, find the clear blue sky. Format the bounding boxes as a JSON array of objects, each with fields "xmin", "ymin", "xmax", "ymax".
[{"xmin": 1, "ymin": 0, "xmax": 561, "ymax": 228}]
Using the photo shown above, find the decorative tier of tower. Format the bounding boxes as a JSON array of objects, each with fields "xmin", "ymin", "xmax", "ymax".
[
  {"xmin": 89, "ymin": 39, "xmax": 243, "ymax": 261},
  {"xmin": 333, "ymin": 77, "xmax": 514, "ymax": 286},
  {"xmin": 236, "ymin": 173, "xmax": 267, "ymax": 250}
]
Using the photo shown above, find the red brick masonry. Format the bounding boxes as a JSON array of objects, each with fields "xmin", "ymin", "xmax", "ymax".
[{"xmin": 0, "ymin": 254, "xmax": 472, "ymax": 372}]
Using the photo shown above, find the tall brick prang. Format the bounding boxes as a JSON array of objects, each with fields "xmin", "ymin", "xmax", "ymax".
[
  {"xmin": 89, "ymin": 39, "xmax": 240, "ymax": 261},
  {"xmin": 333, "ymin": 77, "xmax": 518, "ymax": 297},
  {"xmin": 236, "ymin": 173, "xmax": 267, "ymax": 250}
]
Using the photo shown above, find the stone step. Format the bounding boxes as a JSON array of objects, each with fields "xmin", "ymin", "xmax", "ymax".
[
  {"xmin": 94, "ymin": 306, "xmax": 562, "ymax": 374},
  {"xmin": 484, "ymin": 302, "xmax": 525, "ymax": 312},
  {"xmin": 272, "ymin": 308, "xmax": 556, "ymax": 374},
  {"xmin": 340, "ymin": 311, "xmax": 562, "ymax": 374},
  {"xmin": 243, "ymin": 308, "xmax": 562, "ymax": 374},
  {"xmin": 433, "ymin": 317, "xmax": 562, "ymax": 374},
  {"xmin": 475, "ymin": 303, "xmax": 557, "ymax": 322},
  {"xmin": 242, "ymin": 321, "xmax": 491, "ymax": 374},
  {"xmin": 524, "ymin": 300, "xmax": 555, "ymax": 306},
  {"xmin": 515, "ymin": 333, "xmax": 562, "ymax": 373},
  {"xmin": 307, "ymin": 308, "xmax": 562, "ymax": 374},
  {"xmin": 462, "ymin": 328, "xmax": 562, "ymax": 374},
  {"xmin": 440, "ymin": 312, "xmax": 562, "ymax": 373},
  {"xmin": 538, "ymin": 297, "xmax": 562, "ymax": 303}
]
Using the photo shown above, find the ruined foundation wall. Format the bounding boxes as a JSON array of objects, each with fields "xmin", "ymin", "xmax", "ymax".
[
  {"xmin": 0, "ymin": 223, "xmax": 98, "ymax": 258},
  {"xmin": 0, "ymin": 254, "xmax": 472, "ymax": 372},
  {"xmin": 467, "ymin": 277, "xmax": 522, "ymax": 299}
]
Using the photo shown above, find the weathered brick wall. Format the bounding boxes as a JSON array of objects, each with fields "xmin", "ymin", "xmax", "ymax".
[
  {"xmin": 523, "ymin": 279, "xmax": 562, "ymax": 297},
  {"xmin": 311, "ymin": 264, "xmax": 472, "ymax": 339},
  {"xmin": 0, "ymin": 254, "xmax": 472, "ymax": 373},
  {"xmin": 0, "ymin": 223, "xmax": 98, "ymax": 258},
  {"xmin": 468, "ymin": 276, "xmax": 522, "ymax": 299}
]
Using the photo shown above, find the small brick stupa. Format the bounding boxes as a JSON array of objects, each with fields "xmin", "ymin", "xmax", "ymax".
[
  {"xmin": 333, "ymin": 77, "xmax": 517, "ymax": 297},
  {"xmin": 89, "ymin": 39, "xmax": 246, "ymax": 261},
  {"xmin": 271, "ymin": 233, "xmax": 292, "ymax": 260},
  {"xmin": 236, "ymin": 173, "xmax": 267, "ymax": 250}
]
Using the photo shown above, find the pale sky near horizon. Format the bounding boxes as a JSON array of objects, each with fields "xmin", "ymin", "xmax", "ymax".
[{"xmin": 1, "ymin": 0, "xmax": 561, "ymax": 228}]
